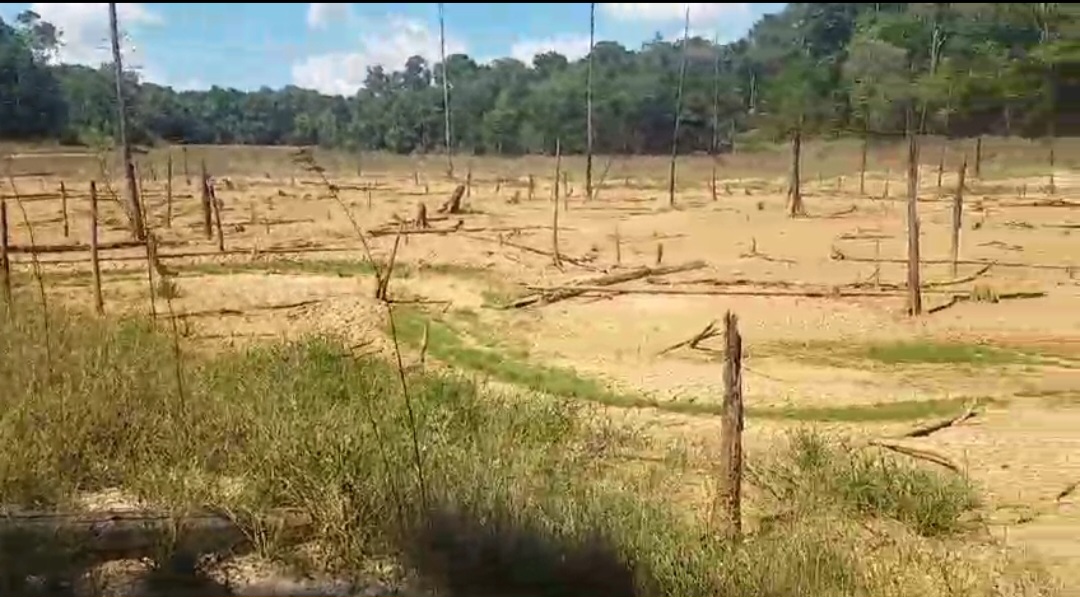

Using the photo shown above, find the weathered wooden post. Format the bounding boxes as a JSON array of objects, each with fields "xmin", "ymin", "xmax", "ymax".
[{"xmin": 716, "ymin": 311, "xmax": 744, "ymax": 541}]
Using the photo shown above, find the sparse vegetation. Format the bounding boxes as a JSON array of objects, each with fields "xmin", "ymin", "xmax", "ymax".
[{"xmin": 0, "ymin": 305, "xmax": 1055, "ymax": 596}]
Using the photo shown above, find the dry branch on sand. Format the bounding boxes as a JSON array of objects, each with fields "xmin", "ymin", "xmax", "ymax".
[
  {"xmin": 517, "ymin": 282, "xmax": 1046, "ymax": 312},
  {"xmin": 657, "ymin": 319, "xmax": 721, "ymax": 355},
  {"xmin": 831, "ymin": 248, "xmax": 1075, "ymax": 272},
  {"xmin": 898, "ymin": 400, "xmax": 980, "ymax": 439},
  {"xmin": 863, "ymin": 439, "xmax": 963, "ymax": 473},
  {"xmin": 852, "ymin": 263, "xmax": 994, "ymax": 291},
  {"xmin": 160, "ymin": 299, "xmax": 323, "ymax": 319},
  {"xmin": 463, "ymin": 234, "xmax": 597, "ymax": 269},
  {"xmin": 851, "ymin": 401, "xmax": 984, "ymax": 474},
  {"xmin": 508, "ymin": 260, "xmax": 706, "ymax": 308},
  {"xmin": 8, "ymin": 239, "xmax": 178, "ymax": 255},
  {"xmin": 927, "ymin": 291, "xmax": 1045, "ymax": 315}
]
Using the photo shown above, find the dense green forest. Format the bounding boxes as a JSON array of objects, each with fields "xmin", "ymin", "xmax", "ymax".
[{"xmin": 1, "ymin": 3, "xmax": 1077, "ymax": 155}]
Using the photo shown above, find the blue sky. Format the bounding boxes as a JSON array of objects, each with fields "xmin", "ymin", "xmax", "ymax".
[{"xmin": 0, "ymin": 3, "xmax": 786, "ymax": 95}]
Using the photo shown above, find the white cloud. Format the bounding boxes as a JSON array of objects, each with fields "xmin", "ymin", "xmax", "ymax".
[
  {"xmin": 29, "ymin": 3, "xmax": 161, "ymax": 66},
  {"xmin": 599, "ymin": 3, "xmax": 751, "ymax": 25},
  {"xmin": 292, "ymin": 15, "xmax": 466, "ymax": 96},
  {"xmin": 510, "ymin": 34, "xmax": 593, "ymax": 64},
  {"xmin": 306, "ymin": 3, "xmax": 352, "ymax": 30}
]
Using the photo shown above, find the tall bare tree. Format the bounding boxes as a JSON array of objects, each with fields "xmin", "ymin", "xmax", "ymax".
[
  {"xmin": 585, "ymin": 3, "xmax": 596, "ymax": 200},
  {"xmin": 108, "ymin": 2, "xmax": 146, "ymax": 240},
  {"xmin": 667, "ymin": 6, "xmax": 691, "ymax": 208},
  {"xmin": 438, "ymin": 3, "xmax": 453, "ymax": 178}
]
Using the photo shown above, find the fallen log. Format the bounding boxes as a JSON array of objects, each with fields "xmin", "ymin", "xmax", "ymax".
[
  {"xmin": 162, "ymin": 299, "xmax": 323, "ymax": 319},
  {"xmin": 13, "ymin": 244, "xmax": 367, "ymax": 266},
  {"xmin": 521, "ymin": 285, "xmax": 963, "ymax": 299},
  {"xmin": 657, "ymin": 319, "xmax": 720, "ymax": 355},
  {"xmin": 463, "ymin": 234, "xmax": 597, "ymax": 270},
  {"xmin": 831, "ymin": 251, "xmax": 1075, "ymax": 272},
  {"xmin": 852, "ymin": 263, "xmax": 995, "ymax": 291},
  {"xmin": 8, "ymin": 239, "xmax": 179, "ymax": 255},
  {"xmin": 1, "ymin": 508, "xmax": 311, "ymax": 566},
  {"xmin": 509, "ymin": 260, "xmax": 707, "ymax": 308}
]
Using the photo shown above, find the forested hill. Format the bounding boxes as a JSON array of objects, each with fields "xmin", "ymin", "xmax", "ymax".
[{"xmin": 1, "ymin": 3, "xmax": 1077, "ymax": 155}]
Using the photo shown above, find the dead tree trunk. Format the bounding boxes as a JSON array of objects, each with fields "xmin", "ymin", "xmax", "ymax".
[
  {"xmin": 974, "ymin": 136, "xmax": 982, "ymax": 178},
  {"xmin": 108, "ymin": 2, "xmax": 146, "ymax": 241},
  {"xmin": 905, "ymin": 116, "xmax": 923, "ymax": 316},
  {"xmin": 90, "ymin": 182, "xmax": 104, "ymax": 315},
  {"xmin": 585, "ymin": 2, "xmax": 595, "ymax": 200},
  {"xmin": 165, "ymin": 153, "xmax": 173, "ymax": 227},
  {"xmin": 859, "ymin": 127, "xmax": 869, "ymax": 195},
  {"xmin": 60, "ymin": 182, "xmax": 69, "ymax": 238},
  {"xmin": 552, "ymin": 138, "xmax": 562, "ymax": 268},
  {"xmin": 950, "ymin": 158, "xmax": 966, "ymax": 277},
  {"xmin": 667, "ymin": 6, "xmax": 690, "ymax": 208},
  {"xmin": 200, "ymin": 160, "xmax": 212, "ymax": 239},
  {"xmin": 438, "ymin": 2, "xmax": 454, "ymax": 178},
  {"xmin": 789, "ymin": 128, "xmax": 804, "ymax": 216},
  {"xmin": 0, "ymin": 199, "xmax": 10, "ymax": 308}
]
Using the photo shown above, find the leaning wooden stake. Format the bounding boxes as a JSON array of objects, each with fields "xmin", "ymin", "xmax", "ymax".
[
  {"xmin": 200, "ymin": 160, "xmax": 212, "ymax": 239},
  {"xmin": 60, "ymin": 181, "xmax": 69, "ymax": 238},
  {"xmin": 788, "ymin": 126, "xmax": 805, "ymax": 216},
  {"xmin": 165, "ymin": 153, "xmax": 173, "ymax": 227},
  {"xmin": 905, "ymin": 115, "xmax": 923, "ymax": 316},
  {"xmin": 0, "ymin": 199, "xmax": 10, "ymax": 309},
  {"xmin": 974, "ymin": 136, "xmax": 982, "ymax": 178},
  {"xmin": 552, "ymin": 138, "xmax": 563, "ymax": 268},
  {"xmin": 950, "ymin": 158, "xmax": 966, "ymax": 277},
  {"xmin": 211, "ymin": 183, "xmax": 225, "ymax": 252},
  {"xmin": 614, "ymin": 225, "xmax": 621, "ymax": 265},
  {"xmin": 89, "ymin": 182, "xmax": 104, "ymax": 315},
  {"xmin": 717, "ymin": 311, "xmax": 744, "ymax": 541},
  {"xmin": 859, "ymin": 131, "xmax": 869, "ymax": 195},
  {"xmin": 182, "ymin": 146, "xmax": 190, "ymax": 185}
]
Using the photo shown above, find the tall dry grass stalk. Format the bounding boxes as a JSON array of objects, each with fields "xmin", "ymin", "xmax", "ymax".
[
  {"xmin": 4, "ymin": 172, "xmax": 52, "ymax": 375},
  {"xmin": 293, "ymin": 149, "xmax": 429, "ymax": 518}
]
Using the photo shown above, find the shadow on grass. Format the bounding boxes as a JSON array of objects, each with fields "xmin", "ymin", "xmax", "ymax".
[{"xmin": 398, "ymin": 500, "xmax": 638, "ymax": 597}]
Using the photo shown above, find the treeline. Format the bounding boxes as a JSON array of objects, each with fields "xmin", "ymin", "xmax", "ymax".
[{"xmin": 1, "ymin": 3, "xmax": 1077, "ymax": 155}]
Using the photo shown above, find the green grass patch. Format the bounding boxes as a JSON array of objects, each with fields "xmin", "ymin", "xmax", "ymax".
[
  {"xmin": 752, "ymin": 397, "xmax": 999, "ymax": 423},
  {"xmin": 392, "ymin": 307, "xmax": 643, "ymax": 408},
  {"xmin": 776, "ymin": 339, "xmax": 1046, "ymax": 368},
  {"xmin": 761, "ymin": 429, "xmax": 980, "ymax": 537},
  {"xmin": 862, "ymin": 341, "xmax": 1033, "ymax": 366},
  {"xmin": 389, "ymin": 309, "xmax": 998, "ymax": 425},
  {"xmin": 182, "ymin": 258, "xmax": 387, "ymax": 278}
]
